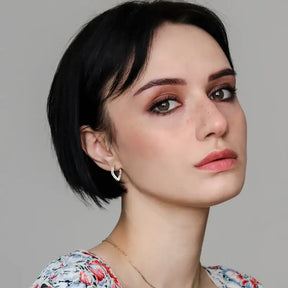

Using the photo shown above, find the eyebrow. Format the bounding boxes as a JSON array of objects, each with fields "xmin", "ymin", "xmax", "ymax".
[
  {"xmin": 208, "ymin": 68, "xmax": 236, "ymax": 81},
  {"xmin": 133, "ymin": 78, "xmax": 186, "ymax": 96},
  {"xmin": 133, "ymin": 68, "xmax": 236, "ymax": 96}
]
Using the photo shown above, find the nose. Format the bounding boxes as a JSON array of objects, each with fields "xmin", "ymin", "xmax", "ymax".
[{"xmin": 195, "ymin": 97, "xmax": 228, "ymax": 141}]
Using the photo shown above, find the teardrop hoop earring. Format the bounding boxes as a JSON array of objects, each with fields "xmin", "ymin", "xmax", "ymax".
[{"xmin": 111, "ymin": 167, "xmax": 122, "ymax": 182}]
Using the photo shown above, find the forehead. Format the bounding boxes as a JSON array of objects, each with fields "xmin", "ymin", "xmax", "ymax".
[{"xmin": 138, "ymin": 23, "xmax": 231, "ymax": 83}]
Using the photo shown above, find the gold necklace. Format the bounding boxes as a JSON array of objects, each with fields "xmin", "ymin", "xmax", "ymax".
[{"xmin": 103, "ymin": 238, "xmax": 157, "ymax": 288}]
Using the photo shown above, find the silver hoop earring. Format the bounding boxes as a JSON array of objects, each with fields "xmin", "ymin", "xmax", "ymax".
[{"xmin": 111, "ymin": 167, "xmax": 122, "ymax": 182}]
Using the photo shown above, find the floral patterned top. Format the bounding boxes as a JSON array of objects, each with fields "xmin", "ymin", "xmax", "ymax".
[{"xmin": 31, "ymin": 250, "xmax": 263, "ymax": 288}]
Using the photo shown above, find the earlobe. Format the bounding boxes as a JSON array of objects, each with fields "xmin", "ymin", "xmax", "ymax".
[{"xmin": 80, "ymin": 126, "xmax": 115, "ymax": 171}]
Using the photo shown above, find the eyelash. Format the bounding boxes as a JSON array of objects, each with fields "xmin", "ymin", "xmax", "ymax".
[{"xmin": 148, "ymin": 85, "xmax": 237, "ymax": 116}]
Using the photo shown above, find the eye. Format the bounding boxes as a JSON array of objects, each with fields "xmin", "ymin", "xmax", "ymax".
[
  {"xmin": 149, "ymin": 97, "xmax": 181, "ymax": 115},
  {"xmin": 209, "ymin": 87, "xmax": 236, "ymax": 101}
]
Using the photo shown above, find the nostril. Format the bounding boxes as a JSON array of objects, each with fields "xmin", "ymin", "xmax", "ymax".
[{"xmin": 206, "ymin": 132, "xmax": 214, "ymax": 138}]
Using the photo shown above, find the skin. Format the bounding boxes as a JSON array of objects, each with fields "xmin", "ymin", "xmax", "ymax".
[{"xmin": 81, "ymin": 23, "xmax": 247, "ymax": 288}]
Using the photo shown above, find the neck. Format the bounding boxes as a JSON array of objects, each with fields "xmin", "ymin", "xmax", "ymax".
[{"xmin": 108, "ymin": 190, "xmax": 210, "ymax": 288}]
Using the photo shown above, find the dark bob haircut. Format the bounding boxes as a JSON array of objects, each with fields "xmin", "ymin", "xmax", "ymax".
[{"xmin": 48, "ymin": 0, "xmax": 234, "ymax": 207}]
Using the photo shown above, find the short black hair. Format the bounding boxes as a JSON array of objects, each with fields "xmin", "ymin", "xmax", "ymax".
[{"xmin": 47, "ymin": 0, "xmax": 234, "ymax": 207}]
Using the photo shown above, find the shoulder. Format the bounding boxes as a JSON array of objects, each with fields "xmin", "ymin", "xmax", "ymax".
[
  {"xmin": 31, "ymin": 250, "xmax": 122, "ymax": 288},
  {"xmin": 205, "ymin": 265, "xmax": 263, "ymax": 288}
]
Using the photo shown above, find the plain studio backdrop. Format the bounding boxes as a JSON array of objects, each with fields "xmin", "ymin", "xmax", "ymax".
[{"xmin": 1, "ymin": 1, "xmax": 287, "ymax": 287}]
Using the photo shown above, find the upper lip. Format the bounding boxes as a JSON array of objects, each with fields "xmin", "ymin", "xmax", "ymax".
[{"xmin": 194, "ymin": 149, "xmax": 238, "ymax": 167}]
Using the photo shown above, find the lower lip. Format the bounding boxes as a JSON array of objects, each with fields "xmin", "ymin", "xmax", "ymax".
[{"xmin": 195, "ymin": 158, "xmax": 236, "ymax": 172}]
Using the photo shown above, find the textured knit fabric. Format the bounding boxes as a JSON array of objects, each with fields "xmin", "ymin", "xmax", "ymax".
[{"xmin": 31, "ymin": 250, "xmax": 263, "ymax": 288}]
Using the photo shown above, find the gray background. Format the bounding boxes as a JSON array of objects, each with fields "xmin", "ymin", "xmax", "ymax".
[{"xmin": 1, "ymin": 1, "xmax": 287, "ymax": 287}]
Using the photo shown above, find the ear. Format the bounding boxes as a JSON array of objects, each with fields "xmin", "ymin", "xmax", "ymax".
[{"xmin": 80, "ymin": 126, "xmax": 119, "ymax": 172}]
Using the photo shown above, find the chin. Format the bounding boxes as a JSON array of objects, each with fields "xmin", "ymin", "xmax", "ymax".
[{"xmin": 204, "ymin": 177, "xmax": 245, "ymax": 207}]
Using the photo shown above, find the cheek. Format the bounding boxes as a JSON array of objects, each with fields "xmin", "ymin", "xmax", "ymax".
[
  {"xmin": 224, "ymin": 101, "xmax": 247, "ymax": 142},
  {"xmin": 115, "ymin": 119, "xmax": 172, "ymax": 165},
  {"xmin": 114, "ymin": 121, "xmax": 175, "ymax": 193},
  {"xmin": 235, "ymin": 107, "xmax": 247, "ymax": 143}
]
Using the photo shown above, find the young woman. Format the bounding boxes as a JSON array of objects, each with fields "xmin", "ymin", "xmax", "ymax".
[{"xmin": 31, "ymin": 1, "xmax": 263, "ymax": 287}]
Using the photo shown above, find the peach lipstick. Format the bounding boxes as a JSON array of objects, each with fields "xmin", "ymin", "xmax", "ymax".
[{"xmin": 195, "ymin": 149, "xmax": 237, "ymax": 172}]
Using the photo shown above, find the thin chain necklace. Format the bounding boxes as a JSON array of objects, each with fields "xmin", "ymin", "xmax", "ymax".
[{"xmin": 103, "ymin": 238, "xmax": 157, "ymax": 288}]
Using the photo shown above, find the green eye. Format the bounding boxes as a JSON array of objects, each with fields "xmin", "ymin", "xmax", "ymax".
[
  {"xmin": 156, "ymin": 100, "xmax": 173, "ymax": 112},
  {"xmin": 209, "ymin": 87, "xmax": 236, "ymax": 101},
  {"xmin": 150, "ymin": 97, "xmax": 181, "ymax": 115}
]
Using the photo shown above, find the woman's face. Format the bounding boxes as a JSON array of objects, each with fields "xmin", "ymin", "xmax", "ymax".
[{"xmin": 107, "ymin": 23, "xmax": 247, "ymax": 207}]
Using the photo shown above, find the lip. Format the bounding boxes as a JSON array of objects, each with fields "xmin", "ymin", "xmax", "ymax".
[{"xmin": 194, "ymin": 149, "xmax": 238, "ymax": 171}]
